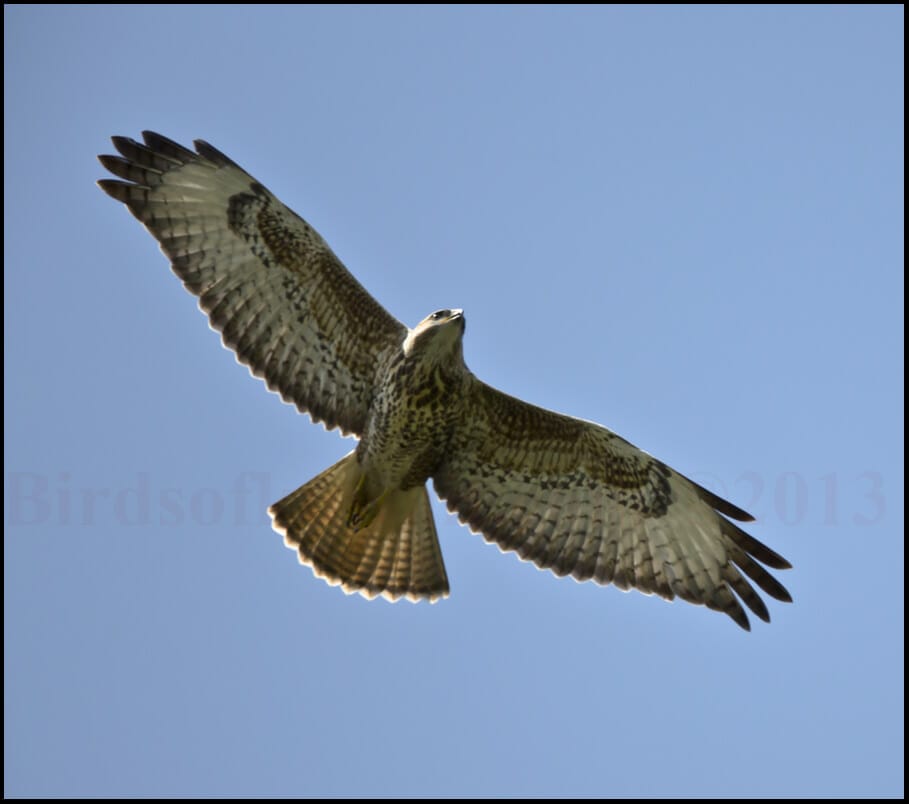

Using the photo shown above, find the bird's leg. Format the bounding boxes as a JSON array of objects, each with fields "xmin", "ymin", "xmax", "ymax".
[{"xmin": 347, "ymin": 475, "xmax": 387, "ymax": 531}]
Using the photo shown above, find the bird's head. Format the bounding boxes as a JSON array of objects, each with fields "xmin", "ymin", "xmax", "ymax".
[{"xmin": 403, "ymin": 308, "xmax": 466, "ymax": 362}]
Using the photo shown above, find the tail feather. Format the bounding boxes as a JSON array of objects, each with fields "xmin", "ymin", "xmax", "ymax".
[{"xmin": 269, "ymin": 452, "xmax": 450, "ymax": 602}]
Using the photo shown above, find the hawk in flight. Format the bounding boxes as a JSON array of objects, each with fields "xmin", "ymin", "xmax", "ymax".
[{"xmin": 98, "ymin": 132, "xmax": 791, "ymax": 630}]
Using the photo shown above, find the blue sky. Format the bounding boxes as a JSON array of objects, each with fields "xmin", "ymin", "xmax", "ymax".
[{"xmin": 4, "ymin": 5, "xmax": 903, "ymax": 797}]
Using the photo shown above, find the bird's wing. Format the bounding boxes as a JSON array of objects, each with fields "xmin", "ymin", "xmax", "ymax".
[
  {"xmin": 433, "ymin": 378, "xmax": 792, "ymax": 629},
  {"xmin": 98, "ymin": 131, "xmax": 407, "ymax": 436}
]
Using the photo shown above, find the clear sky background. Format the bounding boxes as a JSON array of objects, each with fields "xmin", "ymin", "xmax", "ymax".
[{"xmin": 4, "ymin": 5, "xmax": 904, "ymax": 798}]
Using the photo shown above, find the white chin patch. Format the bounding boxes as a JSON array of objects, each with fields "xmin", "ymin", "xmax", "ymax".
[{"xmin": 403, "ymin": 328, "xmax": 419, "ymax": 356}]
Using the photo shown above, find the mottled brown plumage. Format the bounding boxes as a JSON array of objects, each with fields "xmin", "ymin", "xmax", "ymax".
[{"xmin": 98, "ymin": 132, "xmax": 792, "ymax": 629}]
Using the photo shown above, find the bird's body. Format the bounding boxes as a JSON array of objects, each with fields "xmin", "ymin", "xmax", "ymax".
[
  {"xmin": 356, "ymin": 310, "xmax": 466, "ymax": 508},
  {"xmin": 98, "ymin": 132, "xmax": 792, "ymax": 629}
]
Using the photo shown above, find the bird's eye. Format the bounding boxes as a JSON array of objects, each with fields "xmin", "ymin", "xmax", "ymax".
[{"xmin": 431, "ymin": 309, "xmax": 449, "ymax": 321}]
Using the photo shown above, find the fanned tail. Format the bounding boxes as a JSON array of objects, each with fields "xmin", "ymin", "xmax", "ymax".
[{"xmin": 269, "ymin": 452, "xmax": 449, "ymax": 602}]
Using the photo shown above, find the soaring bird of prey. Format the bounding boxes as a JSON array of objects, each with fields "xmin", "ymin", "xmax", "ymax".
[{"xmin": 98, "ymin": 131, "xmax": 791, "ymax": 630}]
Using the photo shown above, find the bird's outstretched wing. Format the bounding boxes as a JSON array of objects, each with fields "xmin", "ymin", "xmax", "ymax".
[
  {"xmin": 433, "ymin": 379, "xmax": 792, "ymax": 630},
  {"xmin": 98, "ymin": 132, "xmax": 406, "ymax": 436}
]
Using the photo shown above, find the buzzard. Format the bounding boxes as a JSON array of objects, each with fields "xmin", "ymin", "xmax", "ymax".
[{"xmin": 98, "ymin": 132, "xmax": 791, "ymax": 630}]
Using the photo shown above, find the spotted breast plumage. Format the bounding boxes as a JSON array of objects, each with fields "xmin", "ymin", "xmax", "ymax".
[{"xmin": 98, "ymin": 132, "xmax": 792, "ymax": 630}]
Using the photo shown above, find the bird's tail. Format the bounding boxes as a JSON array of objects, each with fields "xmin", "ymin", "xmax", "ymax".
[{"xmin": 269, "ymin": 451, "xmax": 450, "ymax": 602}]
